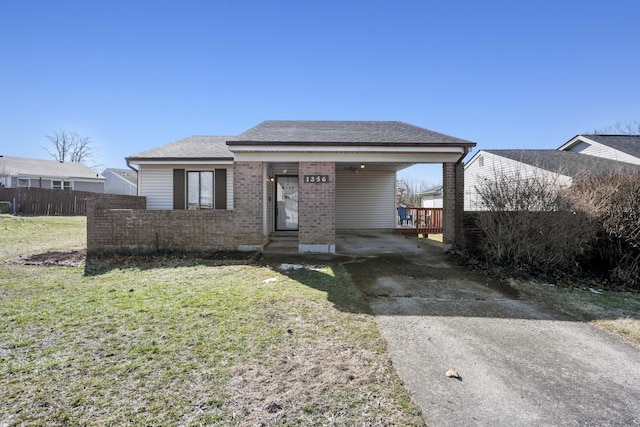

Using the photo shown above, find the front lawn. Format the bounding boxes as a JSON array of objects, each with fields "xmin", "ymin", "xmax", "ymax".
[{"xmin": 0, "ymin": 215, "xmax": 425, "ymax": 426}]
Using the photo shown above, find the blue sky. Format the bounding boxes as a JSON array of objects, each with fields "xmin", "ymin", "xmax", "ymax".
[{"xmin": 2, "ymin": 0, "xmax": 639, "ymax": 185}]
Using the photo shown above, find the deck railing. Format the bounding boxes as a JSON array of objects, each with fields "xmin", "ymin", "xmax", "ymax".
[{"xmin": 396, "ymin": 207, "xmax": 443, "ymax": 235}]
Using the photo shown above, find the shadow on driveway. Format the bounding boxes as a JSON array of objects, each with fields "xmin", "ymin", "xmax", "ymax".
[{"xmin": 337, "ymin": 235, "xmax": 640, "ymax": 426}]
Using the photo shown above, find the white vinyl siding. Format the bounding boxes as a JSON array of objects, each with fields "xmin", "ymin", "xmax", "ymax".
[
  {"xmin": 464, "ymin": 151, "xmax": 572, "ymax": 210},
  {"xmin": 139, "ymin": 164, "xmax": 234, "ymax": 210},
  {"xmin": 139, "ymin": 166, "xmax": 173, "ymax": 209},
  {"xmin": 336, "ymin": 170, "xmax": 396, "ymax": 229},
  {"xmin": 104, "ymin": 170, "xmax": 137, "ymax": 195},
  {"xmin": 566, "ymin": 141, "xmax": 640, "ymax": 165}
]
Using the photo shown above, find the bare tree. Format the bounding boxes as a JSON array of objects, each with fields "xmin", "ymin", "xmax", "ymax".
[
  {"xmin": 397, "ymin": 177, "xmax": 438, "ymax": 206},
  {"xmin": 45, "ymin": 130, "xmax": 95, "ymax": 163},
  {"xmin": 592, "ymin": 119, "xmax": 640, "ymax": 135}
]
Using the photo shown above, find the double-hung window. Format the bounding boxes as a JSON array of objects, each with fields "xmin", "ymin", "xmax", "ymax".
[
  {"xmin": 52, "ymin": 180, "xmax": 72, "ymax": 190},
  {"xmin": 187, "ymin": 171, "xmax": 214, "ymax": 209}
]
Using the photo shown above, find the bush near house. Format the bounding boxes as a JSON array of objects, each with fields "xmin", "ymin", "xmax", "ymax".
[
  {"xmin": 571, "ymin": 172, "xmax": 640, "ymax": 289},
  {"xmin": 471, "ymin": 171, "xmax": 640, "ymax": 291}
]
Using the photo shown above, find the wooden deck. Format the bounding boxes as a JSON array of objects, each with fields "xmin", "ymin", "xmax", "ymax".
[{"xmin": 395, "ymin": 207, "xmax": 443, "ymax": 235}]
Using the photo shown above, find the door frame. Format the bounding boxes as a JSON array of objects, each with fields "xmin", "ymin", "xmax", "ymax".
[{"xmin": 274, "ymin": 175, "xmax": 299, "ymax": 231}]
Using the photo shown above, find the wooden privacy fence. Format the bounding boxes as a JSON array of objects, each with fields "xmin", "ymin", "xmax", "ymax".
[{"xmin": 0, "ymin": 187, "xmax": 95, "ymax": 215}]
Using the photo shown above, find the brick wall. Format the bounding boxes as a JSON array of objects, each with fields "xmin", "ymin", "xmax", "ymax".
[
  {"xmin": 442, "ymin": 162, "xmax": 465, "ymax": 249},
  {"xmin": 86, "ymin": 163, "xmax": 265, "ymax": 255},
  {"xmin": 298, "ymin": 162, "xmax": 335, "ymax": 247}
]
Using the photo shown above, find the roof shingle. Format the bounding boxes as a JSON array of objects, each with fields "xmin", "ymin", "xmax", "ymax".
[
  {"xmin": 126, "ymin": 136, "xmax": 235, "ymax": 160},
  {"xmin": 0, "ymin": 156, "xmax": 103, "ymax": 180},
  {"xmin": 581, "ymin": 135, "xmax": 640, "ymax": 159},
  {"xmin": 231, "ymin": 120, "xmax": 475, "ymax": 145},
  {"xmin": 485, "ymin": 149, "xmax": 640, "ymax": 177}
]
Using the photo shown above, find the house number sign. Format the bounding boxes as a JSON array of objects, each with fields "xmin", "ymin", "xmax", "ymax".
[{"xmin": 303, "ymin": 175, "xmax": 329, "ymax": 183}]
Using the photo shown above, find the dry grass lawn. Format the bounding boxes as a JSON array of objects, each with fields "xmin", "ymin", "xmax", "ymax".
[{"xmin": 0, "ymin": 215, "xmax": 426, "ymax": 426}]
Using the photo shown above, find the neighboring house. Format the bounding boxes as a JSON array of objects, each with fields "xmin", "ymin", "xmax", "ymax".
[
  {"xmin": 102, "ymin": 168, "xmax": 138, "ymax": 195},
  {"xmin": 559, "ymin": 134, "xmax": 640, "ymax": 165},
  {"xmin": 0, "ymin": 155, "xmax": 104, "ymax": 192},
  {"xmin": 97, "ymin": 120, "xmax": 475, "ymax": 254},
  {"xmin": 418, "ymin": 185, "xmax": 443, "ymax": 208},
  {"xmin": 465, "ymin": 142, "xmax": 640, "ymax": 210}
]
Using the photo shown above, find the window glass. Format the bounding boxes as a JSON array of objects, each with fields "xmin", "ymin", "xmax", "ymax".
[
  {"xmin": 200, "ymin": 172, "xmax": 213, "ymax": 209},
  {"xmin": 52, "ymin": 180, "xmax": 72, "ymax": 190},
  {"xmin": 187, "ymin": 171, "xmax": 214, "ymax": 209},
  {"xmin": 18, "ymin": 178, "xmax": 29, "ymax": 187}
]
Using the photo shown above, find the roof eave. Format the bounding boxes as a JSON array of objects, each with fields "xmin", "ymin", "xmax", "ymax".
[
  {"xmin": 227, "ymin": 140, "xmax": 476, "ymax": 148},
  {"xmin": 126, "ymin": 156, "xmax": 234, "ymax": 163}
]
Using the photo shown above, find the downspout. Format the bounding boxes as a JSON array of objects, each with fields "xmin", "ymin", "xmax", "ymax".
[{"xmin": 126, "ymin": 158, "xmax": 139, "ymax": 196}]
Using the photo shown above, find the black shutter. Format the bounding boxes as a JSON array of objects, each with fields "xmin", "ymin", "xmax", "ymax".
[
  {"xmin": 173, "ymin": 169, "xmax": 185, "ymax": 209},
  {"xmin": 215, "ymin": 169, "xmax": 227, "ymax": 209}
]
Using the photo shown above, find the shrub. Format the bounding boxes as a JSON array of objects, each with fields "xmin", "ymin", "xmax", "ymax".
[
  {"xmin": 474, "ymin": 169, "xmax": 598, "ymax": 275},
  {"xmin": 571, "ymin": 172, "xmax": 640, "ymax": 289}
]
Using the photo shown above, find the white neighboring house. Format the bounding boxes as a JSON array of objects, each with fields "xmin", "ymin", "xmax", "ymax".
[
  {"xmin": 464, "ymin": 146, "xmax": 640, "ymax": 210},
  {"xmin": 418, "ymin": 185, "xmax": 443, "ymax": 208},
  {"xmin": 0, "ymin": 155, "xmax": 104, "ymax": 192},
  {"xmin": 102, "ymin": 168, "xmax": 138, "ymax": 195},
  {"xmin": 559, "ymin": 134, "xmax": 640, "ymax": 164}
]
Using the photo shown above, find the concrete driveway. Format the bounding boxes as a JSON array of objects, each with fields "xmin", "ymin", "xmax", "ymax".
[{"xmin": 340, "ymin": 234, "xmax": 640, "ymax": 426}]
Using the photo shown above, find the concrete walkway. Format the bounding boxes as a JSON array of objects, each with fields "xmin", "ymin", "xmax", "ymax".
[{"xmin": 340, "ymin": 234, "xmax": 640, "ymax": 426}]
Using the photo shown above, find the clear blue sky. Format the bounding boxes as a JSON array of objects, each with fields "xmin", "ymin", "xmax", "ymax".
[{"xmin": 2, "ymin": 0, "xmax": 639, "ymax": 185}]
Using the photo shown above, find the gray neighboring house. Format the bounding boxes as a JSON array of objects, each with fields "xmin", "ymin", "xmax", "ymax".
[
  {"xmin": 102, "ymin": 168, "xmax": 138, "ymax": 195},
  {"xmin": 465, "ymin": 143, "xmax": 640, "ymax": 210},
  {"xmin": 0, "ymin": 155, "xmax": 105, "ymax": 192}
]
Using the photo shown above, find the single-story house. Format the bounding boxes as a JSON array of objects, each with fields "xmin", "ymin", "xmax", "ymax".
[
  {"xmin": 418, "ymin": 185, "xmax": 443, "ymax": 208},
  {"xmin": 0, "ymin": 155, "xmax": 104, "ymax": 192},
  {"xmin": 88, "ymin": 120, "xmax": 475, "ymax": 254},
  {"xmin": 102, "ymin": 168, "xmax": 138, "ymax": 195},
  {"xmin": 464, "ymin": 135, "xmax": 640, "ymax": 210}
]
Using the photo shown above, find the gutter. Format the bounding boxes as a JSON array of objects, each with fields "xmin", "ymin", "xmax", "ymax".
[
  {"xmin": 125, "ymin": 158, "xmax": 139, "ymax": 196},
  {"xmin": 457, "ymin": 146, "xmax": 473, "ymax": 165}
]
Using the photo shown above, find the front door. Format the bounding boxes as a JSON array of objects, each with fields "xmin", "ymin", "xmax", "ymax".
[{"xmin": 275, "ymin": 175, "xmax": 298, "ymax": 231}]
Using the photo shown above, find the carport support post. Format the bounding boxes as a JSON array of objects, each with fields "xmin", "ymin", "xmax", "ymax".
[{"xmin": 442, "ymin": 162, "xmax": 464, "ymax": 251}]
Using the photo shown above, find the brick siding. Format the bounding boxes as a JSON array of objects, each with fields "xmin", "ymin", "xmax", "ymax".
[
  {"xmin": 442, "ymin": 162, "xmax": 465, "ymax": 248},
  {"xmin": 86, "ymin": 162, "xmax": 265, "ymax": 255},
  {"xmin": 298, "ymin": 162, "xmax": 335, "ymax": 246}
]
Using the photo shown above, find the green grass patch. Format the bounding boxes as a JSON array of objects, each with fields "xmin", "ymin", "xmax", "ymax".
[
  {"xmin": 0, "ymin": 214, "xmax": 425, "ymax": 425},
  {"xmin": 0, "ymin": 215, "xmax": 86, "ymax": 261}
]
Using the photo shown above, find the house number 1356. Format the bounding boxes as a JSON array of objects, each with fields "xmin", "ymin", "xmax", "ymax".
[{"xmin": 304, "ymin": 175, "xmax": 328, "ymax": 183}]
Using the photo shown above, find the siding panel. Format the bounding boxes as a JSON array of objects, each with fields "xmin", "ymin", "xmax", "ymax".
[
  {"xmin": 336, "ymin": 170, "xmax": 396, "ymax": 229},
  {"xmin": 140, "ymin": 166, "xmax": 173, "ymax": 210},
  {"xmin": 140, "ymin": 165, "xmax": 234, "ymax": 210}
]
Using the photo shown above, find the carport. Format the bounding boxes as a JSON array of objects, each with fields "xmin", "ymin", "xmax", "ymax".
[{"xmin": 227, "ymin": 120, "xmax": 475, "ymax": 253}]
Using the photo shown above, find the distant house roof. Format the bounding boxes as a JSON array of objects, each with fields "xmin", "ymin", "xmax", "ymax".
[
  {"xmin": 575, "ymin": 134, "xmax": 640, "ymax": 159},
  {"xmin": 126, "ymin": 136, "xmax": 235, "ymax": 161},
  {"xmin": 103, "ymin": 168, "xmax": 137, "ymax": 185},
  {"xmin": 0, "ymin": 155, "xmax": 104, "ymax": 180},
  {"xmin": 484, "ymin": 149, "xmax": 640, "ymax": 177},
  {"xmin": 418, "ymin": 185, "xmax": 443, "ymax": 196},
  {"xmin": 229, "ymin": 120, "xmax": 476, "ymax": 146}
]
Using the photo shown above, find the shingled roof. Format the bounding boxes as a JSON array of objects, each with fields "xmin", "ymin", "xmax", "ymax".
[
  {"xmin": 580, "ymin": 135, "xmax": 640, "ymax": 159},
  {"xmin": 230, "ymin": 120, "xmax": 475, "ymax": 146},
  {"xmin": 126, "ymin": 136, "xmax": 235, "ymax": 161},
  {"xmin": 0, "ymin": 155, "xmax": 103, "ymax": 180},
  {"xmin": 485, "ymin": 149, "xmax": 640, "ymax": 177}
]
